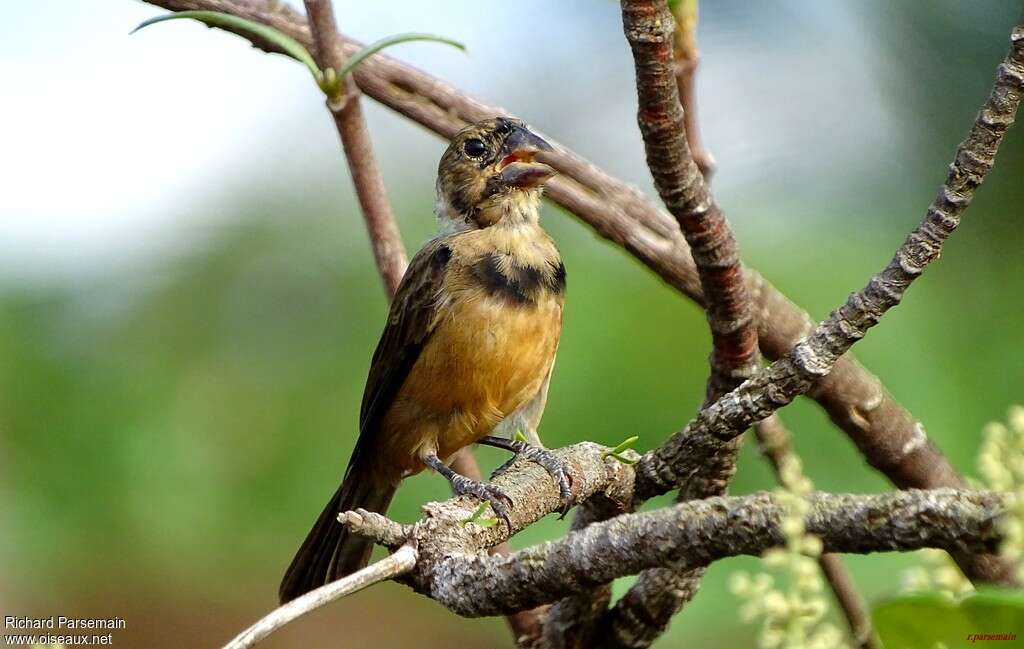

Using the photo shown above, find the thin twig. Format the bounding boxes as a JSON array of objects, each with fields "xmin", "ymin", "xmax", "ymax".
[
  {"xmin": 140, "ymin": 0, "xmax": 982, "ymax": 580},
  {"xmin": 222, "ymin": 543, "xmax": 418, "ymax": 649},
  {"xmin": 302, "ymin": 0, "xmax": 407, "ymax": 298},
  {"xmin": 755, "ymin": 414, "xmax": 877, "ymax": 649},
  {"xmin": 671, "ymin": 0, "xmax": 714, "ymax": 179}
]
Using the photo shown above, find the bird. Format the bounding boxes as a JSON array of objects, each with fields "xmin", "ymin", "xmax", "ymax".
[{"xmin": 279, "ymin": 117, "xmax": 570, "ymax": 603}]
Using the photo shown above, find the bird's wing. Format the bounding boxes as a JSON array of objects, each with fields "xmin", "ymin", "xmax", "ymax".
[{"xmin": 358, "ymin": 238, "xmax": 452, "ymax": 438}]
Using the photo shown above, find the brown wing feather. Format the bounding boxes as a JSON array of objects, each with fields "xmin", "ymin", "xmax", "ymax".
[
  {"xmin": 278, "ymin": 240, "xmax": 449, "ymax": 602},
  {"xmin": 358, "ymin": 238, "xmax": 450, "ymax": 444}
]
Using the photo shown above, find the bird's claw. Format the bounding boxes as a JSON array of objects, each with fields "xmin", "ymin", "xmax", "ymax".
[{"xmin": 489, "ymin": 441, "xmax": 575, "ymax": 518}]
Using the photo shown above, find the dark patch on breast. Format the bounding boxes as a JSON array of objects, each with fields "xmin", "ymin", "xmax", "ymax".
[
  {"xmin": 470, "ymin": 253, "xmax": 562, "ymax": 305},
  {"xmin": 432, "ymin": 244, "xmax": 452, "ymax": 268},
  {"xmin": 547, "ymin": 261, "xmax": 567, "ymax": 294}
]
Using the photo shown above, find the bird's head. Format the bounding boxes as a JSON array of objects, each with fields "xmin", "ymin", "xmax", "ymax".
[{"xmin": 435, "ymin": 117, "xmax": 555, "ymax": 230}]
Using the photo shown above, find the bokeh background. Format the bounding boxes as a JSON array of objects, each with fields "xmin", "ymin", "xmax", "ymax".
[{"xmin": 2, "ymin": 1, "xmax": 1023, "ymax": 647}]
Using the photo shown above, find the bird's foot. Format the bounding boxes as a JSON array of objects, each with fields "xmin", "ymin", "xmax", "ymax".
[
  {"xmin": 480, "ymin": 436, "xmax": 574, "ymax": 517},
  {"xmin": 423, "ymin": 453, "xmax": 513, "ymax": 530},
  {"xmin": 449, "ymin": 472, "xmax": 513, "ymax": 530}
]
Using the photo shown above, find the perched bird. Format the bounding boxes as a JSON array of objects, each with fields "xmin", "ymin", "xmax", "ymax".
[{"xmin": 279, "ymin": 117, "xmax": 570, "ymax": 603}]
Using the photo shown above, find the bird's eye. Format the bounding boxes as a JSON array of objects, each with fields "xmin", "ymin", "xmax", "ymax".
[{"xmin": 463, "ymin": 138, "xmax": 487, "ymax": 158}]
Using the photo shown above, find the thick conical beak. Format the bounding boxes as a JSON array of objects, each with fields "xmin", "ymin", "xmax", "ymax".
[
  {"xmin": 502, "ymin": 125, "xmax": 554, "ymax": 156},
  {"xmin": 497, "ymin": 125, "xmax": 556, "ymax": 188}
]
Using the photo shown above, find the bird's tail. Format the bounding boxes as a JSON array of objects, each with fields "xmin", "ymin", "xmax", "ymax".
[{"xmin": 278, "ymin": 458, "xmax": 396, "ymax": 603}]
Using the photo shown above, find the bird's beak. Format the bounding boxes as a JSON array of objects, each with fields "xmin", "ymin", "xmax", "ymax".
[{"xmin": 497, "ymin": 125, "xmax": 556, "ymax": 188}]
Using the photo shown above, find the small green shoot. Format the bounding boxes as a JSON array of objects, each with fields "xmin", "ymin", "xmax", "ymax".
[
  {"xmin": 513, "ymin": 429, "xmax": 529, "ymax": 443},
  {"xmin": 602, "ymin": 435, "xmax": 640, "ymax": 464},
  {"xmin": 461, "ymin": 501, "xmax": 498, "ymax": 528},
  {"xmin": 336, "ymin": 32, "xmax": 466, "ymax": 79},
  {"xmin": 133, "ymin": 13, "xmax": 465, "ymax": 101}
]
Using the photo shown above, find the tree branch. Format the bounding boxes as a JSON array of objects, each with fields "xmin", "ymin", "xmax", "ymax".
[
  {"xmin": 623, "ymin": 0, "xmax": 757, "ymax": 404},
  {"xmin": 223, "ymin": 439, "xmax": 1006, "ymax": 642},
  {"xmin": 301, "ymin": 0, "xmax": 407, "ymax": 298},
  {"xmin": 671, "ymin": 0, "xmax": 714, "ymax": 179},
  {"xmin": 138, "ymin": 0, "xmax": 971, "ymax": 529},
  {"xmin": 450, "ymin": 446, "xmax": 547, "ymax": 647},
  {"xmin": 425, "ymin": 489, "xmax": 1006, "ymax": 617},
  {"xmin": 223, "ymin": 442, "xmax": 633, "ymax": 647},
  {"xmin": 222, "ymin": 543, "xmax": 417, "ymax": 649},
  {"xmin": 540, "ymin": 495, "xmax": 624, "ymax": 648},
  {"xmin": 604, "ymin": 1, "xmax": 761, "ymax": 643}
]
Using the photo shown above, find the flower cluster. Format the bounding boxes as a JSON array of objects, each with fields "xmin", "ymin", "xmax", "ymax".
[
  {"xmin": 729, "ymin": 455, "xmax": 848, "ymax": 649},
  {"xmin": 900, "ymin": 548, "xmax": 973, "ymax": 597},
  {"xmin": 978, "ymin": 405, "xmax": 1024, "ymax": 579},
  {"xmin": 902, "ymin": 405, "xmax": 1024, "ymax": 596}
]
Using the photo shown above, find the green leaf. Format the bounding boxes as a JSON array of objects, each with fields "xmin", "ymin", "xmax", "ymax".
[
  {"xmin": 602, "ymin": 435, "xmax": 640, "ymax": 464},
  {"xmin": 514, "ymin": 429, "xmax": 528, "ymax": 443},
  {"xmin": 132, "ymin": 11, "xmax": 320, "ymax": 81},
  {"xmin": 873, "ymin": 588, "xmax": 1024, "ymax": 649},
  {"xmin": 337, "ymin": 32, "xmax": 466, "ymax": 78}
]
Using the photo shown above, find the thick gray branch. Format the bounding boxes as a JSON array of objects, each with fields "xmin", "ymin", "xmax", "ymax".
[{"xmin": 426, "ymin": 490, "xmax": 1006, "ymax": 617}]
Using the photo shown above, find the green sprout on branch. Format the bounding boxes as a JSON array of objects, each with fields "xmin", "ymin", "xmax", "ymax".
[
  {"xmin": 461, "ymin": 501, "xmax": 498, "ymax": 529},
  {"xmin": 132, "ymin": 11, "xmax": 465, "ymax": 101},
  {"xmin": 602, "ymin": 435, "xmax": 640, "ymax": 465}
]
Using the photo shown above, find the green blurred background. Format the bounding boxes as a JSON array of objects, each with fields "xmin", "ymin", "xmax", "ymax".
[{"xmin": 2, "ymin": 1, "xmax": 1023, "ymax": 647}]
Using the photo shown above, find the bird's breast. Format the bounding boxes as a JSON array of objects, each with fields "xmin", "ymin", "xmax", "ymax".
[
  {"xmin": 434, "ymin": 290, "xmax": 559, "ymax": 430},
  {"xmin": 381, "ymin": 277, "xmax": 563, "ymax": 475}
]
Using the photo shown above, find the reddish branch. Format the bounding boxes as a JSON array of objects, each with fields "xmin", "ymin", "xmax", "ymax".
[
  {"xmin": 634, "ymin": 28, "xmax": 1024, "ymax": 500},
  {"xmin": 302, "ymin": 0, "xmax": 407, "ymax": 297},
  {"xmin": 623, "ymin": 0, "xmax": 757, "ymax": 399},
  {"xmin": 671, "ymin": 0, "xmax": 714, "ymax": 179},
  {"xmin": 605, "ymin": 0, "xmax": 760, "ymax": 644}
]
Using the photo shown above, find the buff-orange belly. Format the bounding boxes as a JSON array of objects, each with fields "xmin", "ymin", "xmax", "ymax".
[{"xmin": 376, "ymin": 293, "xmax": 561, "ymax": 480}]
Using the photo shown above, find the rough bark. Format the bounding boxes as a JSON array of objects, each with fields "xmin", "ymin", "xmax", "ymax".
[{"xmin": 424, "ymin": 489, "xmax": 1006, "ymax": 617}]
